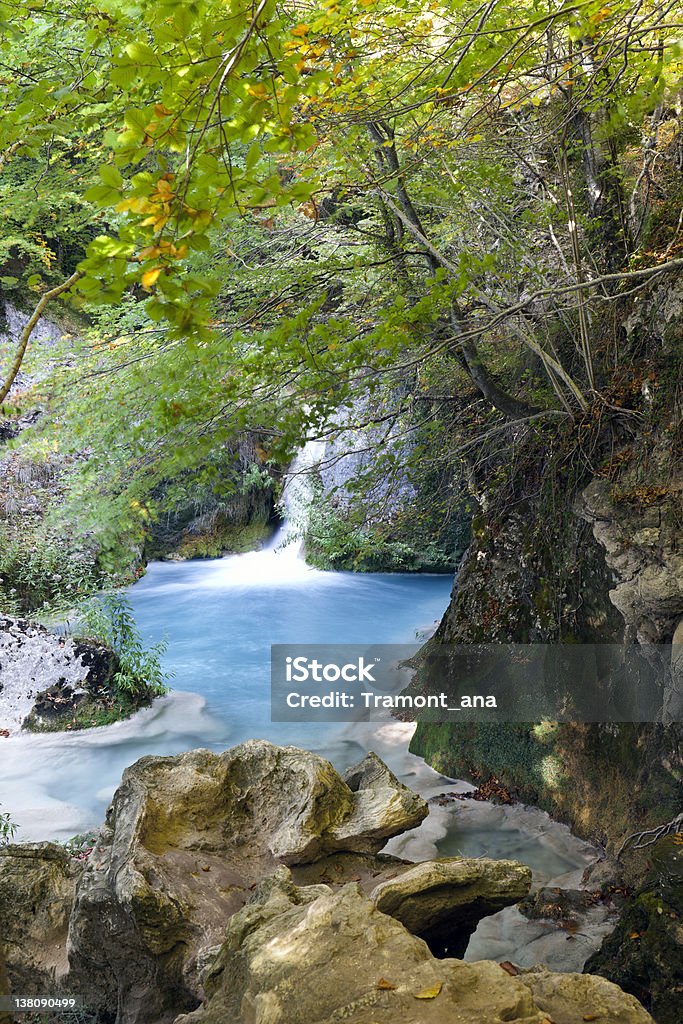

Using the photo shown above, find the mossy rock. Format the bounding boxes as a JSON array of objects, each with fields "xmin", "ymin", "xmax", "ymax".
[
  {"xmin": 585, "ymin": 840, "xmax": 683, "ymax": 1024},
  {"xmin": 152, "ymin": 518, "xmax": 274, "ymax": 561}
]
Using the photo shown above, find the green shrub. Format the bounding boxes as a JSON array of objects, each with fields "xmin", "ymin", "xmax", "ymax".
[
  {"xmin": 0, "ymin": 528, "xmax": 101, "ymax": 615},
  {"xmin": 78, "ymin": 594, "xmax": 171, "ymax": 698},
  {"xmin": 0, "ymin": 804, "xmax": 17, "ymax": 845},
  {"xmin": 305, "ymin": 492, "xmax": 464, "ymax": 573}
]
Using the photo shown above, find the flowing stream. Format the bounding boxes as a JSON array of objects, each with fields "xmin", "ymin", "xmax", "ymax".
[{"xmin": 0, "ymin": 464, "xmax": 617, "ymax": 970}]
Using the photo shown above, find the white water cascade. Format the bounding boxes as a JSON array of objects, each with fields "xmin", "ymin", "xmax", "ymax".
[
  {"xmin": 186, "ymin": 438, "xmax": 327, "ymax": 589},
  {"xmin": 271, "ymin": 437, "xmax": 327, "ymax": 559}
]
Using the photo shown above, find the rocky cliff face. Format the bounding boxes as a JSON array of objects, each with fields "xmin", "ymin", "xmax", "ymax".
[
  {"xmin": 411, "ymin": 276, "xmax": 683, "ymax": 856},
  {"xmin": 409, "ymin": 278, "xmax": 683, "ymax": 1021}
]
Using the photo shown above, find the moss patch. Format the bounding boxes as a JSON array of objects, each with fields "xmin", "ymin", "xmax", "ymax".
[
  {"xmin": 411, "ymin": 721, "xmax": 682, "ymax": 876},
  {"xmin": 161, "ymin": 518, "xmax": 274, "ymax": 560}
]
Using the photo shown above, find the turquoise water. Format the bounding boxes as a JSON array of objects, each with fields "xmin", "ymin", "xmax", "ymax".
[
  {"xmin": 1, "ymin": 552, "xmax": 452, "ymax": 841},
  {"xmin": 2, "ymin": 549, "xmax": 610, "ymax": 968},
  {"xmin": 128, "ymin": 555, "xmax": 452, "ymax": 756}
]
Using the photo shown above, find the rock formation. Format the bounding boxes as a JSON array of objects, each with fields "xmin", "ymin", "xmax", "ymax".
[
  {"xmin": 369, "ymin": 856, "xmax": 531, "ymax": 957},
  {"xmin": 0, "ymin": 842, "xmax": 81, "ymax": 991},
  {"xmin": 0, "ymin": 616, "xmax": 117, "ymax": 732},
  {"xmin": 66, "ymin": 742, "xmax": 427, "ymax": 1023},
  {"xmin": 174, "ymin": 868, "xmax": 653, "ymax": 1024},
  {"xmin": 0, "ymin": 742, "xmax": 658, "ymax": 1024}
]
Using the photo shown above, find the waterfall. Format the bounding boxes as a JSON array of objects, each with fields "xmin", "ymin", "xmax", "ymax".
[
  {"xmin": 270, "ymin": 437, "xmax": 326, "ymax": 559},
  {"xmin": 193, "ymin": 436, "xmax": 328, "ymax": 585}
]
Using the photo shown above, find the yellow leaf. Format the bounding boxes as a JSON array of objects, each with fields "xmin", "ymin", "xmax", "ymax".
[
  {"xmin": 141, "ymin": 267, "xmax": 161, "ymax": 289},
  {"xmin": 413, "ymin": 982, "xmax": 442, "ymax": 1000},
  {"xmin": 247, "ymin": 83, "xmax": 269, "ymax": 99},
  {"xmin": 116, "ymin": 197, "xmax": 155, "ymax": 215},
  {"xmin": 377, "ymin": 978, "xmax": 397, "ymax": 990},
  {"xmin": 291, "ymin": 23, "xmax": 309, "ymax": 37},
  {"xmin": 140, "ymin": 214, "xmax": 169, "ymax": 230}
]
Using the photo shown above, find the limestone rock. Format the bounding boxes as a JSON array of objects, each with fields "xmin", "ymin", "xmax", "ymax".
[
  {"xmin": 332, "ymin": 752, "xmax": 428, "ymax": 854},
  {"xmin": 66, "ymin": 741, "xmax": 427, "ymax": 1024},
  {"xmin": 520, "ymin": 968, "xmax": 654, "ymax": 1024},
  {"xmin": 0, "ymin": 616, "xmax": 117, "ymax": 733},
  {"xmin": 175, "ymin": 870, "xmax": 653, "ymax": 1024},
  {"xmin": 579, "ymin": 479, "xmax": 683, "ymax": 645},
  {"xmin": 370, "ymin": 856, "xmax": 532, "ymax": 957},
  {"xmin": 581, "ymin": 855, "xmax": 626, "ymax": 895},
  {"xmin": 519, "ymin": 886, "xmax": 610, "ymax": 932},
  {"xmin": 0, "ymin": 842, "xmax": 81, "ymax": 992}
]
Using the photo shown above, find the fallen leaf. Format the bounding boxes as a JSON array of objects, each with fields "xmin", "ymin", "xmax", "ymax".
[
  {"xmin": 499, "ymin": 961, "xmax": 520, "ymax": 976},
  {"xmin": 377, "ymin": 978, "xmax": 397, "ymax": 990},
  {"xmin": 583, "ymin": 1015, "xmax": 601, "ymax": 1021},
  {"xmin": 413, "ymin": 982, "xmax": 442, "ymax": 999}
]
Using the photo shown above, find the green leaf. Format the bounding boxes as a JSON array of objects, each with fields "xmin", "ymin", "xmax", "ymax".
[
  {"xmin": 99, "ymin": 164, "xmax": 123, "ymax": 189},
  {"xmin": 125, "ymin": 41, "xmax": 156, "ymax": 64}
]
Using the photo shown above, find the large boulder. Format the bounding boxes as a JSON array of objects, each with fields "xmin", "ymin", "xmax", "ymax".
[
  {"xmin": 67, "ymin": 742, "xmax": 427, "ymax": 1024},
  {"xmin": 336, "ymin": 751, "xmax": 429, "ymax": 854},
  {"xmin": 0, "ymin": 843, "xmax": 81, "ymax": 992},
  {"xmin": 174, "ymin": 869, "xmax": 653, "ymax": 1024},
  {"xmin": 370, "ymin": 856, "xmax": 532, "ymax": 957}
]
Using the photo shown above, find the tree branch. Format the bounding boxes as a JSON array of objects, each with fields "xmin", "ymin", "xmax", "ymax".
[{"xmin": 0, "ymin": 271, "xmax": 82, "ymax": 405}]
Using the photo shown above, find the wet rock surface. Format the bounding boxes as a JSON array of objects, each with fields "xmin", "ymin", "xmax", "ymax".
[{"xmin": 0, "ymin": 617, "xmax": 117, "ymax": 732}]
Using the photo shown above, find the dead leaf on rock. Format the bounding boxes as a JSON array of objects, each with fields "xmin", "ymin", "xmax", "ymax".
[
  {"xmin": 413, "ymin": 982, "xmax": 443, "ymax": 999},
  {"xmin": 499, "ymin": 961, "xmax": 519, "ymax": 976},
  {"xmin": 377, "ymin": 978, "xmax": 397, "ymax": 990},
  {"xmin": 583, "ymin": 1015, "xmax": 602, "ymax": 1021}
]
